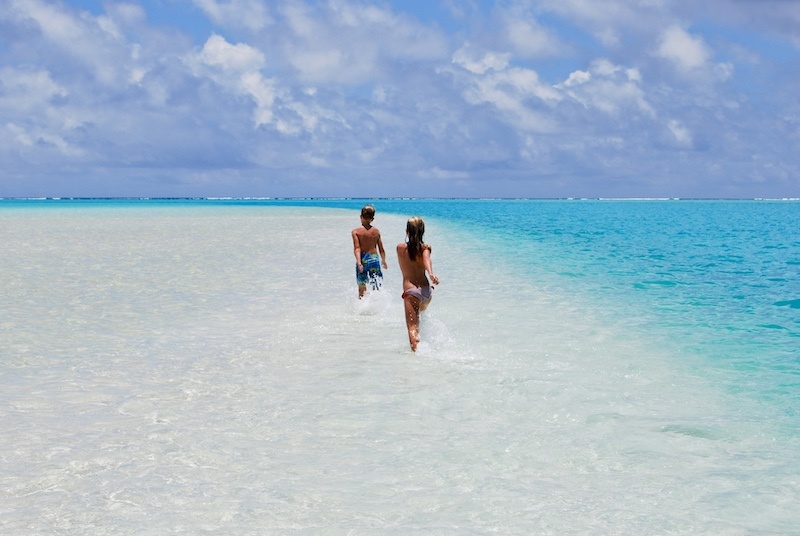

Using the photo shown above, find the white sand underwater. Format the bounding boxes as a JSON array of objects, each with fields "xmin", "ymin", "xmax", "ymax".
[{"xmin": 2, "ymin": 204, "xmax": 799, "ymax": 534}]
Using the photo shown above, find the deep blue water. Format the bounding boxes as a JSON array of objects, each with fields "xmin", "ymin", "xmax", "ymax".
[{"xmin": 5, "ymin": 198, "xmax": 800, "ymax": 418}]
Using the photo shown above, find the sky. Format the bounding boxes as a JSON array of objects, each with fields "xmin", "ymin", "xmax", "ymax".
[{"xmin": 1, "ymin": 0, "xmax": 799, "ymax": 198}]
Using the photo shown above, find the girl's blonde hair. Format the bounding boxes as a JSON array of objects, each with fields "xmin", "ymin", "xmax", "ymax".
[{"xmin": 406, "ymin": 217, "xmax": 426, "ymax": 260}]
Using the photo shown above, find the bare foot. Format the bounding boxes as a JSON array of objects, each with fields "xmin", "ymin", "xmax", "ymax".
[{"xmin": 409, "ymin": 329, "xmax": 419, "ymax": 352}]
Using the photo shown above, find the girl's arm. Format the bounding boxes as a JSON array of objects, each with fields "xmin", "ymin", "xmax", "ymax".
[{"xmin": 422, "ymin": 248, "xmax": 439, "ymax": 285}]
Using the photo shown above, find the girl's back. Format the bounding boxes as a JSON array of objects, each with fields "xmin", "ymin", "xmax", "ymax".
[{"xmin": 397, "ymin": 243, "xmax": 432, "ymax": 289}]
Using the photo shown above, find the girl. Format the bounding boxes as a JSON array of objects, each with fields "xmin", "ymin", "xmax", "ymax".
[{"xmin": 396, "ymin": 217, "xmax": 439, "ymax": 351}]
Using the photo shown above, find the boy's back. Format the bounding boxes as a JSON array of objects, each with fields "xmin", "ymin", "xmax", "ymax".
[{"xmin": 352, "ymin": 225, "xmax": 381, "ymax": 253}]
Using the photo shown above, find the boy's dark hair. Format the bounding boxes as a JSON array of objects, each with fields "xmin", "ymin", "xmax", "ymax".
[{"xmin": 361, "ymin": 205, "xmax": 376, "ymax": 219}]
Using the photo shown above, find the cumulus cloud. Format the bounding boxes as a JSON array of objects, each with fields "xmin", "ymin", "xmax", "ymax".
[
  {"xmin": 0, "ymin": 65, "xmax": 91, "ymax": 160},
  {"xmin": 656, "ymin": 25, "xmax": 711, "ymax": 71},
  {"xmin": 452, "ymin": 44, "xmax": 510, "ymax": 74},
  {"xmin": 451, "ymin": 43, "xmax": 562, "ymax": 133},
  {"xmin": 558, "ymin": 59, "xmax": 655, "ymax": 117},
  {"xmin": 188, "ymin": 34, "xmax": 279, "ymax": 128},
  {"xmin": 277, "ymin": 1, "xmax": 448, "ymax": 84},
  {"xmin": 0, "ymin": 0, "xmax": 797, "ymax": 197},
  {"xmin": 187, "ymin": 34, "xmax": 352, "ymax": 135},
  {"xmin": 195, "ymin": 34, "xmax": 266, "ymax": 72},
  {"xmin": 3, "ymin": 123, "xmax": 83, "ymax": 157},
  {"xmin": 0, "ymin": 67, "xmax": 67, "ymax": 112},
  {"xmin": 562, "ymin": 70, "xmax": 591, "ymax": 87},
  {"xmin": 6, "ymin": 0, "xmax": 143, "ymax": 86},
  {"xmin": 654, "ymin": 25, "xmax": 735, "ymax": 84}
]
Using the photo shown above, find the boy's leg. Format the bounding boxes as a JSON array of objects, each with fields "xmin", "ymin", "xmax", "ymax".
[
  {"xmin": 369, "ymin": 273, "xmax": 382, "ymax": 291},
  {"xmin": 356, "ymin": 262, "xmax": 367, "ymax": 298}
]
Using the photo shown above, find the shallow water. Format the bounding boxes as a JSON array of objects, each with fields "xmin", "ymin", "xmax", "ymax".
[{"xmin": 2, "ymin": 200, "xmax": 799, "ymax": 534}]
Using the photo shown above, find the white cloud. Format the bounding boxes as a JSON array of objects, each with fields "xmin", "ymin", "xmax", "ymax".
[
  {"xmin": 0, "ymin": 66, "xmax": 94, "ymax": 157},
  {"xmin": 278, "ymin": 1, "xmax": 447, "ymax": 84},
  {"xmin": 452, "ymin": 44, "xmax": 510, "ymax": 74},
  {"xmin": 329, "ymin": 0, "xmax": 392, "ymax": 27},
  {"xmin": 562, "ymin": 70, "xmax": 591, "ymax": 87},
  {"xmin": 197, "ymin": 34, "xmax": 266, "ymax": 72},
  {"xmin": 3, "ymin": 122, "xmax": 84, "ymax": 157},
  {"xmin": 714, "ymin": 61, "xmax": 734, "ymax": 81},
  {"xmin": 505, "ymin": 18, "xmax": 561, "ymax": 58},
  {"xmin": 451, "ymin": 39, "xmax": 570, "ymax": 134},
  {"xmin": 0, "ymin": 67, "xmax": 67, "ymax": 111},
  {"xmin": 286, "ymin": 48, "xmax": 346, "ymax": 82},
  {"xmin": 656, "ymin": 25, "xmax": 711, "ymax": 71},
  {"xmin": 559, "ymin": 59, "xmax": 655, "ymax": 117},
  {"xmin": 456, "ymin": 63, "xmax": 561, "ymax": 132},
  {"xmin": 279, "ymin": 100, "xmax": 349, "ymax": 136},
  {"xmin": 192, "ymin": 0, "xmax": 272, "ymax": 32},
  {"xmin": 9, "ymin": 0, "xmax": 82, "ymax": 42},
  {"xmin": 239, "ymin": 71, "xmax": 276, "ymax": 126},
  {"xmin": 7, "ymin": 0, "xmax": 136, "ymax": 86},
  {"xmin": 538, "ymin": 0, "xmax": 669, "ymax": 47},
  {"xmin": 188, "ymin": 35, "xmax": 277, "ymax": 128},
  {"xmin": 417, "ymin": 167, "xmax": 470, "ymax": 180},
  {"xmin": 654, "ymin": 25, "xmax": 735, "ymax": 83},
  {"xmin": 188, "ymin": 34, "xmax": 350, "ymax": 135},
  {"xmin": 0, "ymin": 0, "xmax": 798, "ymax": 197},
  {"xmin": 667, "ymin": 119, "xmax": 693, "ymax": 147}
]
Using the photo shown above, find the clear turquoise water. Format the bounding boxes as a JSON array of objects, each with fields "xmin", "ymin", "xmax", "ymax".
[
  {"xmin": 328, "ymin": 198, "xmax": 800, "ymax": 414},
  {"xmin": 7, "ymin": 198, "xmax": 799, "ymax": 417},
  {"xmin": 5, "ymin": 198, "xmax": 799, "ymax": 420},
  {"xmin": 216, "ymin": 196, "xmax": 800, "ymax": 415},
  {"xmin": 3, "ymin": 198, "xmax": 799, "ymax": 533}
]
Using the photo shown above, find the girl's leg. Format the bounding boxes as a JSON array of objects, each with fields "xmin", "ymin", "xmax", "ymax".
[{"xmin": 403, "ymin": 297, "xmax": 420, "ymax": 351}]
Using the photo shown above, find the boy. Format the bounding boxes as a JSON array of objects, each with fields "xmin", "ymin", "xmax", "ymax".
[{"xmin": 352, "ymin": 205, "xmax": 388, "ymax": 298}]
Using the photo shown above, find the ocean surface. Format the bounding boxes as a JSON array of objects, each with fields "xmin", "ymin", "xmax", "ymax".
[{"xmin": 2, "ymin": 198, "xmax": 799, "ymax": 534}]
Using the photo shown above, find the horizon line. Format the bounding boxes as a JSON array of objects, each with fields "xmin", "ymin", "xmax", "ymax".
[{"xmin": 2, "ymin": 196, "xmax": 800, "ymax": 202}]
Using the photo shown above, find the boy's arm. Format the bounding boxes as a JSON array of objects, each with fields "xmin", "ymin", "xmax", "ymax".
[
  {"xmin": 377, "ymin": 234, "xmax": 388, "ymax": 268},
  {"xmin": 352, "ymin": 230, "xmax": 363, "ymax": 272}
]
